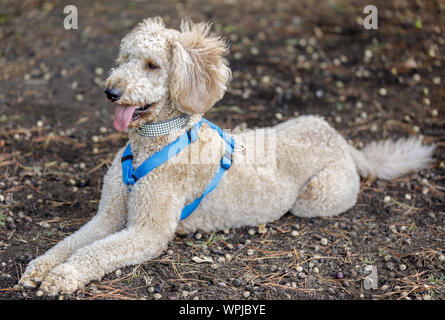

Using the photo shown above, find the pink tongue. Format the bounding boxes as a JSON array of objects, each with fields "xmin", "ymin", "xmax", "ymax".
[{"xmin": 113, "ymin": 105, "xmax": 139, "ymax": 131}]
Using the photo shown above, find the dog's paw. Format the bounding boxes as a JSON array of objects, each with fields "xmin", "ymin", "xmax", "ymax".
[
  {"xmin": 39, "ymin": 264, "xmax": 84, "ymax": 296},
  {"xmin": 19, "ymin": 257, "xmax": 55, "ymax": 289}
]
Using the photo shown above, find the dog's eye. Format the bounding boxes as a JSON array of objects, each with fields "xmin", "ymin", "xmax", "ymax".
[{"xmin": 146, "ymin": 62, "xmax": 159, "ymax": 70}]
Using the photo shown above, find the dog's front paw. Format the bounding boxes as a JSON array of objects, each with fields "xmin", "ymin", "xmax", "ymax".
[
  {"xmin": 39, "ymin": 264, "xmax": 84, "ymax": 296},
  {"xmin": 19, "ymin": 257, "xmax": 56, "ymax": 289}
]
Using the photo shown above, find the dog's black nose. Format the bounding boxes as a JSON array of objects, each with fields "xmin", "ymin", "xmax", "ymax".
[{"xmin": 105, "ymin": 87, "xmax": 122, "ymax": 102}]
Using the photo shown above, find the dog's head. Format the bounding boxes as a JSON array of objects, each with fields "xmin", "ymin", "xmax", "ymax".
[{"xmin": 105, "ymin": 17, "xmax": 231, "ymax": 131}]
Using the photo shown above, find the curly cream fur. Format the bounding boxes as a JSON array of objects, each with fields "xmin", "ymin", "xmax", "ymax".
[{"xmin": 19, "ymin": 17, "xmax": 434, "ymax": 295}]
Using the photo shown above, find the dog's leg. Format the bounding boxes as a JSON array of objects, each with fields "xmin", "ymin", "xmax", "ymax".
[
  {"xmin": 39, "ymin": 182, "xmax": 180, "ymax": 295},
  {"xmin": 291, "ymin": 161, "xmax": 360, "ymax": 218},
  {"xmin": 19, "ymin": 151, "xmax": 128, "ymax": 289}
]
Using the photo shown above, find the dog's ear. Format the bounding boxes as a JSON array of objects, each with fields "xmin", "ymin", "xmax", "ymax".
[{"xmin": 169, "ymin": 20, "xmax": 231, "ymax": 114}]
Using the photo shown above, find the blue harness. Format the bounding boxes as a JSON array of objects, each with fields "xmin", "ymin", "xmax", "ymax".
[{"xmin": 121, "ymin": 118, "xmax": 235, "ymax": 220}]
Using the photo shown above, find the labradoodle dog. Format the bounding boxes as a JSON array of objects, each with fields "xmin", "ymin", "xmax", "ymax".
[{"xmin": 19, "ymin": 17, "xmax": 434, "ymax": 295}]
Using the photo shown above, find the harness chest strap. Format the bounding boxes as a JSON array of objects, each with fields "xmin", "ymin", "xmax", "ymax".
[{"xmin": 121, "ymin": 118, "xmax": 235, "ymax": 220}]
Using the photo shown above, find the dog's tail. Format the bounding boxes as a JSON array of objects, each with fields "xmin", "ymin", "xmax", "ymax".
[{"xmin": 348, "ymin": 137, "xmax": 435, "ymax": 180}]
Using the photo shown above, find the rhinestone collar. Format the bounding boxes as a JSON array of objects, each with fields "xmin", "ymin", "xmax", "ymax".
[{"xmin": 136, "ymin": 113, "xmax": 190, "ymax": 137}]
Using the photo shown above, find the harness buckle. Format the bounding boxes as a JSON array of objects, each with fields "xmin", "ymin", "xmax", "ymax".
[
  {"xmin": 221, "ymin": 150, "xmax": 233, "ymax": 170},
  {"xmin": 121, "ymin": 154, "xmax": 133, "ymax": 162}
]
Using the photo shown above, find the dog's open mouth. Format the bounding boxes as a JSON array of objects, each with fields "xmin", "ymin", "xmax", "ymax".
[{"xmin": 113, "ymin": 103, "xmax": 154, "ymax": 132}]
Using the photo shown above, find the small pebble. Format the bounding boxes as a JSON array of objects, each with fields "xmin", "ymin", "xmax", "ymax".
[
  {"xmin": 380, "ymin": 284, "xmax": 389, "ymax": 291},
  {"xmin": 438, "ymin": 255, "xmax": 445, "ymax": 262},
  {"xmin": 94, "ymin": 67, "xmax": 104, "ymax": 75},
  {"xmin": 247, "ymin": 249, "xmax": 254, "ymax": 256},
  {"xmin": 36, "ymin": 290, "xmax": 43, "ymax": 297},
  {"xmin": 115, "ymin": 269, "xmax": 122, "ymax": 277},
  {"xmin": 364, "ymin": 265, "xmax": 374, "ymax": 274},
  {"xmin": 39, "ymin": 222, "xmax": 50, "ymax": 229},
  {"xmin": 399, "ymin": 264, "xmax": 407, "ymax": 271},
  {"xmin": 258, "ymin": 224, "xmax": 267, "ymax": 234},
  {"xmin": 195, "ymin": 232, "xmax": 202, "ymax": 240},
  {"xmin": 342, "ymin": 280, "xmax": 349, "ymax": 287},
  {"xmin": 363, "ymin": 277, "xmax": 374, "ymax": 289},
  {"xmin": 378, "ymin": 88, "xmax": 387, "ymax": 96},
  {"xmin": 405, "ymin": 194, "xmax": 412, "ymax": 200},
  {"xmin": 243, "ymin": 291, "xmax": 251, "ymax": 298},
  {"xmin": 389, "ymin": 225, "xmax": 397, "ymax": 233},
  {"xmin": 364, "ymin": 49, "xmax": 373, "ymax": 59},
  {"xmin": 296, "ymin": 266, "xmax": 303, "ymax": 272},
  {"xmin": 250, "ymin": 47, "xmax": 259, "ymax": 55},
  {"xmin": 248, "ymin": 229, "xmax": 256, "ymax": 236},
  {"xmin": 261, "ymin": 76, "xmax": 271, "ymax": 84},
  {"xmin": 291, "ymin": 230, "xmax": 299, "ymax": 237},
  {"xmin": 313, "ymin": 267, "xmax": 319, "ymax": 274},
  {"xmin": 153, "ymin": 293, "xmax": 162, "ymax": 300},
  {"xmin": 210, "ymin": 263, "xmax": 218, "ymax": 270},
  {"xmin": 384, "ymin": 195, "xmax": 391, "ymax": 203},
  {"xmin": 320, "ymin": 238, "xmax": 328, "ymax": 246}
]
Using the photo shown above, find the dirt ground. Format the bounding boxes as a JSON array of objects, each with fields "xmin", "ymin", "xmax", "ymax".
[{"xmin": 0, "ymin": 0, "xmax": 444, "ymax": 300}]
